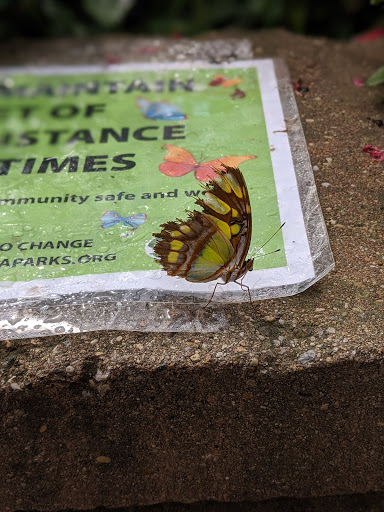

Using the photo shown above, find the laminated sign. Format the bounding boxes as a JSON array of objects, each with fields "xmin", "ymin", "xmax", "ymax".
[{"xmin": 0, "ymin": 59, "xmax": 333, "ymax": 335}]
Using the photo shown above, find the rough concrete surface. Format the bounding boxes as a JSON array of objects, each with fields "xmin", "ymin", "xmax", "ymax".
[
  {"xmin": 50, "ymin": 492, "xmax": 384, "ymax": 512},
  {"xmin": 0, "ymin": 30, "xmax": 384, "ymax": 511}
]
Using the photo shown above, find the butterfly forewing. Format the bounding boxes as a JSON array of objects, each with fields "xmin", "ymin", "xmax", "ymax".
[
  {"xmin": 123, "ymin": 213, "xmax": 147, "ymax": 230},
  {"xmin": 196, "ymin": 166, "xmax": 252, "ymax": 271}
]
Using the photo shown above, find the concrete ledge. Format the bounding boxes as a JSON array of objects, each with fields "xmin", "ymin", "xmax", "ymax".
[
  {"xmin": 27, "ymin": 492, "xmax": 384, "ymax": 512},
  {"xmin": 1, "ymin": 30, "xmax": 384, "ymax": 511},
  {"xmin": 2, "ymin": 326, "xmax": 384, "ymax": 511}
]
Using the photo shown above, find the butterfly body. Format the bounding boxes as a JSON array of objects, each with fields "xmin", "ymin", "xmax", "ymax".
[
  {"xmin": 153, "ymin": 166, "xmax": 254, "ymax": 292},
  {"xmin": 100, "ymin": 211, "xmax": 147, "ymax": 230}
]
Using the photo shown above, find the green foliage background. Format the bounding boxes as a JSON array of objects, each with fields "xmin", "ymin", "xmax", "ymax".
[{"xmin": 0, "ymin": 0, "xmax": 383, "ymax": 40}]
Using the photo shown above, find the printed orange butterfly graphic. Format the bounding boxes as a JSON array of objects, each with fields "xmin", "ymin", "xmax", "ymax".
[
  {"xmin": 209, "ymin": 74, "xmax": 243, "ymax": 88},
  {"xmin": 159, "ymin": 144, "xmax": 256, "ymax": 182},
  {"xmin": 153, "ymin": 165, "xmax": 255, "ymax": 305}
]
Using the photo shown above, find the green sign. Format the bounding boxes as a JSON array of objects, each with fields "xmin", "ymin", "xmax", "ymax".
[
  {"xmin": 1, "ymin": 59, "xmax": 331, "ymax": 305},
  {"xmin": 0, "ymin": 62, "xmax": 287, "ymax": 290}
]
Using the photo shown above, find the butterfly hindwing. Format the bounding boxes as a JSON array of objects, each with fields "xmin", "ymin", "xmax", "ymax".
[
  {"xmin": 153, "ymin": 211, "xmax": 235, "ymax": 283},
  {"xmin": 136, "ymin": 97, "xmax": 187, "ymax": 121},
  {"xmin": 101, "ymin": 211, "xmax": 147, "ymax": 230},
  {"xmin": 194, "ymin": 155, "xmax": 256, "ymax": 181},
  {"xmin": 159, "ymin": 144, "xmax": 256, "ymax": 181},
  {"xmin": 122, "ymin": 213, "xmax": 147, "ymax": 230},
  {"xmin": 100, "ymin": 211, "xmax": 124, "ymax": 229},
  {"xmin": 159, "ymin": 144, "xmax": 198, "ymax": 177},
  {"xmin": 135, "ymin": 97, "xmax": 150, "ymax": 116}
]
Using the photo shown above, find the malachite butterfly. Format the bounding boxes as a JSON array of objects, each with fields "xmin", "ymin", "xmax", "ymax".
[{"xmin": 153, "ymin": 165, "xmax": 254, "ymax": 304}]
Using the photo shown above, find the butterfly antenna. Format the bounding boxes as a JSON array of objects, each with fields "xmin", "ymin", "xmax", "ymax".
[
  {"xmin": 198, "ymin": 151, "xmax": 205, "ymax": 166},
  {"xmin": 256, "ymin": 222, "xmax": 285, "ymax": 253},
  {"xmin": 255, "ymin": 248, "xmax": 280, "ymax": 259}
]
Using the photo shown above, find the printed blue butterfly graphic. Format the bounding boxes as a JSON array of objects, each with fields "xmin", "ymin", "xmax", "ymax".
[
  {"xmin": 100, "ymin": 211, "xmax": 147, "ymax": 230},
  {"xmin": 135, "ymin": 97, "xmax": 187, "ymax": 121}
]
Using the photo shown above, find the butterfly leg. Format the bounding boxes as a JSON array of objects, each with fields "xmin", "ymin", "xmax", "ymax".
[
  {"xmin": 234, "ymin": 280, "xmax": 252, "ymax": 304},
  {"xmin": 204, "ymin": 281, "xmax": 225, "ymax": 308}
]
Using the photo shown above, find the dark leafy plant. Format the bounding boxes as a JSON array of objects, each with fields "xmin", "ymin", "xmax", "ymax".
[
  {"xmin": 366, "ymin": 0, "xmax": 384, "ymax": 86},
  {"xmin": 82, "ymin": 0, "xmax": 135, "ymax": 28},
  {"xmin": 0, "ymin": 0, "xmax": 382, "ymax": 40},
  {"xmin": 366, "ymin": 65, "xmax": 384, "ymax": 86}
]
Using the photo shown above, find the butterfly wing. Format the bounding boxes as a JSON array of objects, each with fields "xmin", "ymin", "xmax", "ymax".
[
  {"xmin": 159, "ymin": 144, "xmax": 198, "ymax": 177},
  {"xmin": 221, "ymin": 78, "xmax": 243, "ymax": 87},
  {"xmin": 194, "ymin": 155, "xmax": 256, "ymax": 181},
  {"xmin": 122, "ymin": 213, "xmax": 147, "ymax": 230},
  {"xmin": 153, "ymin": 166, "xmax": 253, "ymax": 284},
  {"xmin": 100, "ymin": 211, "xmax": 124, "ymax": 229},
  {"xmin": 136, "ymin": 98, "xmax": 186, "ymax": 120},
  {"xmin": 209, "ymin": 75, "xmax": 226, "ymax": 86},
  {"xmin": 135, "ymin": 97, "xmax": 150, "ymax": 116},
  {"xmin": 153, "ymin": 211, "xmax": 234, "ymax": 283},
  {"xmin": 146, "ymin": 101, "xmax": 187, "ymax": 121},
  {"xmin": 194, "ymin": 165, "xmax": 253, "ymax": 280}
]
